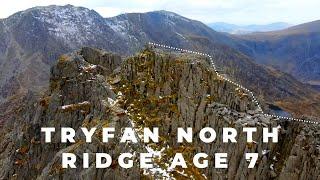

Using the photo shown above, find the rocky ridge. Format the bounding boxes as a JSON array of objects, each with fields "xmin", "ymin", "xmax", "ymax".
[
  {"xmin": 1, "ymin": 5, "xmax": 319, "ymax": 120},
  {"xmin": 0, "ymin": 47, "xmax": 318, "ymax": 180}
]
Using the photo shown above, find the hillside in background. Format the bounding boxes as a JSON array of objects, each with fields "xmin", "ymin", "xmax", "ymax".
[
  {"xmin": 0, "ymin": 4, "xmax": 319, "ymax": 121},
  {"xmin": 233, "ymin": 20, "xmax": 320, "ymax": 86},
  {"xmin": 208, "ymin": 22, "xmax": 291, "ymax": 34}
]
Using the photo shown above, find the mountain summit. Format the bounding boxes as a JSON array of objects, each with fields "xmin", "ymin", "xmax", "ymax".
[{"xmin": 0, "ymin": 4, "xmax": 319, "ymax": 118}]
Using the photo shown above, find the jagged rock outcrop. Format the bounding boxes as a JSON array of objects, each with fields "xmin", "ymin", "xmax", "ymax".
[
  {"xmin": 0, "ymin": 47, "xmax": 318, "ymax": 180},
  {"xmin": 110, "ymin": 48, "xmax": 320, "ymax": 179},
  {"xmin": 0, "ymin": 47, "xmax": 141, "ymax": 180}
]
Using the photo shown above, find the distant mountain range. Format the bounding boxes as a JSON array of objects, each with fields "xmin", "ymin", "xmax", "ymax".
[
  {"xmin": 208, "ymin": 22, "xmax": 292, "ymax": 34},
  {"xmin": 232, "ymin": 20, "xmax": 320, "ymax": 86},
  {"xmin": 0, "ymin": 5, "xmax": 319, "ymax": 117}
]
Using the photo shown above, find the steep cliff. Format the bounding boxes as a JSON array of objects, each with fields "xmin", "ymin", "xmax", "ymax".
[
  {"xmin": 109, "ymin": 48, "xmax": 319, "ymax": 179},
  {"xmin": 0, "ymin": 47, "xmax": 318, "ymax": 180}
]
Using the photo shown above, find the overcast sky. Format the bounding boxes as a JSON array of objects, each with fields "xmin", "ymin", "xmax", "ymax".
[{"xmin": 0, "ymin": 0, "xmax": 319, "ymax": 25}]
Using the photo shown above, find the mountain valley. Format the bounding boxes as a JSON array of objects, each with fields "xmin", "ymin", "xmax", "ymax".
[{"xmin": 0, "ymin": 5, "xmax": 319, "ymax": 120}]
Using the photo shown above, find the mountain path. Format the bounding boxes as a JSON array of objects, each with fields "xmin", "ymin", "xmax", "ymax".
[{"xmin": 149, "ymin": 42, "xmax": 319, "ymax": 125}]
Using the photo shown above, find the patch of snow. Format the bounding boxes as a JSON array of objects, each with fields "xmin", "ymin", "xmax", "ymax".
[
  {"xmin": 61, "ymin": 101, "xmax": 90, "ymax": 109},
  {"xmin": 117, "ymin": 91, "xmax": 123, "ymax": 96},
  {"xmin": 262, "ymin": 149, "xmax": 270, "ymax": 155},
  {"xmin": 128, "ymin": 112, "xmax": 171, "ymax": 178},
  {"xmin": 176, "ymin": 32, "xmax": 186, "ymax": 39},
  {"xmin": 32, "ymin": 5, "xmax": 103, "ymax": 46},
  {"xmin": 273, "ymin": 156, "xmax": 277, "ymax": 161},
  {"xmin": 107, "ymin": 97, "xmax": 116, "ymax": 106},
  {"xmin": 158, "ymin": 11, "xmax": 190, "ymax": 22},
  {"xmin": 276, "ymin": 125, "xmax": 281, "ymax": 130},
  {"xmin": 83, "ymin": 64, "xmax": 97, "ymax": 72},
  {"xmin": 78, "ymin": 101, "xmax": 90, "ymax": 105},
  {"xmin": 270, "ymin": 164, "xmax": 274, "ymax": 170},
  {"xmin": 144, "ymin": 146, "xmax": 171, "ymax": 179},
  {"xmin": 61, "ymin": 104, "xmax": 72, "ymax": 110},
  {"xmin": 106, "ymin": 20, "xmax": 128, "ymax": 36}
]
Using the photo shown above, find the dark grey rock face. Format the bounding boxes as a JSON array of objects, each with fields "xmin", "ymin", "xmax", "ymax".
[
  {"xmin": 0, "ymin": 48, "xmax": 141, "ymax": 179},
  {"xmin": 112, "ymin": 48, "xmax": 320, "ymax": 179},
  {"xmin": 0, "ymin": 47, "xmax": 318, "ymax": 179}
]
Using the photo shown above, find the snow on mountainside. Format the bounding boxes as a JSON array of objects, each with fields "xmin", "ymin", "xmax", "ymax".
[
  {"xmin": 106, "ymin": 14, "xmax": 140, "ymax": 45},
  {"xmin": 0, "ymin": 4, "xmax": 319, "ymax": 119},
  {"xmin": 29, "ymin": 5, "xmax": 114, "ymax": 46},
  {"xmin": 33, "ymin": 5, "xmax": 102, "ymax": 44},
  {"xmin": 3, "ymin": 4, "xmax": 127, "ymax": 50},
  {"xmin": 105, "ymin": 10, "xmax": 193, "ymax": 46},
  {"xmin": 0, "ymin": 5, "xmax": 128, "ymax": 105}
]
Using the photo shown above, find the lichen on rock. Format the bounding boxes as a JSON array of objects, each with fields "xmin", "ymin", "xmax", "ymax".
[{"xmin": 0, "ymin": 46, "xmax": 318, "ymax": 180}]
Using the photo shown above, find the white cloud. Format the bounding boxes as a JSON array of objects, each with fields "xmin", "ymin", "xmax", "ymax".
[
  {"xmin": 0, "ymin": 0, "xmax": 319, "ymax": 25},
  {"xmin": 94, "ymin": 7, "xmax": 151, "ymax": 17},
  {"xmin": 93, "ymin": 7, "xmax": 123, "ymax": 17}
]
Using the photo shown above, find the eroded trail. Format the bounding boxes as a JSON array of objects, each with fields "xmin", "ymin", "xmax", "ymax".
[{"xmin": 149, "ymin": 42, "xmax": 319, "ymax": 126}]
